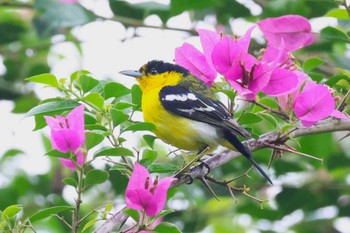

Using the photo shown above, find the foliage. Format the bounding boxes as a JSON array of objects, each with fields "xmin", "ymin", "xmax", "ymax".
[{"xmin": 1, "ymin": 0, "xmax": 350, "ymax": 233}]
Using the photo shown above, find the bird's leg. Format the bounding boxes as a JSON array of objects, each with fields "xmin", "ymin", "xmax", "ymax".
[{"xmin": 174, "ymin": 146, "xmax": 210, "ymax": 178}]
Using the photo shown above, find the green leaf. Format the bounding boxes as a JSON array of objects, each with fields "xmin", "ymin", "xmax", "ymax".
[
  {"xmin": 85, "ymin": 169, "xmax": 109, "ymax": 187},
  {"xmin": 124, "ymin": 122, "xmax": 156, "ymax": 132},
  {"xmin": 151, "ymin": 210, "xmax": 175, "ymax": 222},
  {"xmin": 109, "ymin": 0, "xmax": 170, "ymax": 23},
  {"xmin": 94, "ymin": 147, "xmax": 134, "ymax": 157},
  {"xmin": 111, "ymin": 109, "xmax": 129, "ymax": 127},
  {"xmin": 219, "ymin": 89, "xmax": 236, "ymax": 100},
  {"xmin": 153, "ymin": 222, "xmax": 181, "ymax": 233},
  {"xmin": 308, "ymin": 71, "xmax": 324, "ymax": 83},
  {"xmin": 29, "ymin": 206, "xmax": 74, "ymax": 223},
  {"xmin": 26, "ymin": 73, "xmax": 59, "ymax": 87},
  {"xmin": 85, "ymin": 131, "xmax": 105, "ymax": 149},
  {"xmin": 143, "ymin": 134, "xmax": 157, "ymax": 149},
  {"xmin": 12, "ymin": 93, "xmax": 41, "ymax": 113},
  {"xmin": 148, "ymin": 163, "xmax": 178, "ymax": 173},
  {"xmin": 82, "ymin": 218, "xmax": 98, "ymax": 232},
  {"xmin": 105, "ymin": 203, "xmax": 113, "ymax": 212},
  {"xmin": 104, "ymin": 82, "xmax": 130, "ymax": 99},
  {"xmin": 140, "ymin": 149, "xmax": 158, "ymax": 166},
  {"xmin": 62, "ymin": 178, "xmax": 77, "ymax": 187},
  {"xmin": 85, "ymin": 124, "xmax": 108, "ymax": 132},
  {"xmin": 114, "ymin": 102, "xmax": 136, "ymax": 110},
  {"xmin": 26, "ymin": 100, "xmax": 80, "ymax": 117},
  {"xmin": 321, "ymin": 26, "xmax": 350, "ymax": 43},
  {"xmin": 170, "ymin": 0, "xmax": 218, "ymax": 15},
  {"xmin": 0, "ymin": 10, "xmax": 28, "ymax": 44},
  {"xmin": 280, "ymin": 124, "xmax": 294, "ymax": 134},
  {"xmin": 71, "ymin": 70, "xmax": 90, "ymax": 83},
  {"xmin": 34, "ymin": 0, "xmax": 94, "ymax": 37},
  {"xmin": 303, "ymin": 57, "xmax": 325, "ymax": 72},
  {"xmin": 110, "ymin": 164, "xmax": 130, "ymax": 172},
  {"xmin": 46, "ymin": 150, "xmax": 70, "ymax": 159},
  {"xmin": 2, "ymin": 205, "xmax": 22, "ymax": 219},
  {"xmin": 259, "ymin": 113, "xmax": 278, "ymax": 128},
  {"xmin": 259, "ymin": 97, "xmax": 279, "ymax": 109},
  {"xmin": 326, "ymin": 8, "xmax": 349, "ymax": 20},
  {"xmin": 239, "ymin": 113, "xmax": 263, "ymax": 125},
  {"xmin": 2, "ymin": 149, "xmax": 24, "ymax": 158},
  {"xmin": 131, "ymin": 84, "xmax": 142, "ymax": 111},
  {"xmin": 123, "ymin": 208, "xmax": 140, "ymax": 222},
  {"xmin": 83, "ymin": 92, "xmax": 104, "ymax": 110},
  {"xmin": 80, "ymin": 74, "xmax": 99, "ymax": 94}
]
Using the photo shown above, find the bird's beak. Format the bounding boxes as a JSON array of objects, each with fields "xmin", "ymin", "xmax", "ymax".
[{"xmin": 119, "ymin": 70, "xmax": 143, "ymax": 78}]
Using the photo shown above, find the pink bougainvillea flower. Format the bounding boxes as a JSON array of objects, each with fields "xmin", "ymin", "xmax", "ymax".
[
  {"xmin": 44, "ymin": 105, "xmax": 85, "ymax": 170},
  {"xmin": 277, "ymin": 70, "xmax": 308, "ymax": 111},
  {"xmin": 59, "ymin": 151, "xmax": 85, "ymax": 170},
  {"xmin": 175, "ymin": 43, "xmax": 217, "ymax": 86},
  {"xmin": 294, "ymin": 81, "xmax": 347, "ymax": 127},
  {"xmin": 175, "ymin": 15, "xmax": 314, "ymax": 100},
  {"xmin": 125, "ymin": 162, "xmax": 176, "ymax": 217},
  {"xmin": 175, "ymin": 29, "xmax": 220, "ymax": 86},
  {"xmin": 258, "ymin": 15, "xmax": 315, "ymax": 52},
  {"xmin": 262, "ymin": 68, "xmax": 298, "ymax": 96}
]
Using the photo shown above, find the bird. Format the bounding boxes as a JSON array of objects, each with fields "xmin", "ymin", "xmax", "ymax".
[{"xmin": 120, "ymin": 60, "xmax": 272, "ymax": 184}]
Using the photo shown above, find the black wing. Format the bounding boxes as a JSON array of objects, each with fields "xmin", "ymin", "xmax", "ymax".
[{"xmin": 159, "ymin": 86, "xmax": 250, "ymax": 139}]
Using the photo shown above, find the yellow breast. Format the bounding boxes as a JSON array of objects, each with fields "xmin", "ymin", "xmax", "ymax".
[{"xmin": 141, "ymin": 87, "xmax": 220, "ymax": 151}]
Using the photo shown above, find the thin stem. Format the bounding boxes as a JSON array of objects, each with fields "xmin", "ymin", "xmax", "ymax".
[
  {"xmin": 53, "ymin": 214, "xmax": 72, "ymax": 229},
  {"xmin": 72, "ymin": 167, "xmax": 84, "ymax": 232},
  {"xmin": 343, "ymin": 0, "xmax": 350, "ymax": 18},
  {"xmin": 250, "ymin": 100, "xmax": 290, "ymax": 121},
  {"xmin": 337, "ymin": 89, "xmax": 350, "ymax": 111}
]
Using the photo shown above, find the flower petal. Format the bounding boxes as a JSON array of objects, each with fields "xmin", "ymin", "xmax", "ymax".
[
  {"xmin": 44, "ymin": 116, "xmax": 61, "ymax": 129},
  {"xmin": 175, "ymin": 43, "xmax": 216, "ymax": 85},
  {"xmin": 126, "ymin": 189, "xmax": 156, "ymax": 214},
  {"xmin": 248, "ymin": 62, "xmax": 271, "ymax": 94},
  {"xmin": 237, "ymin": 25, "xmax": 256, "ymax": 53},
  {"xmin": 126, "ymin": 162, "xmax": 151, "ymax": 192},
  {"xmin": 67, "ymin": 105, "xmax": 85, "ymax": 141},
  {"xmin": 258, "ymin": 14, "xmax": 314, "ymax": 52},
  {"xmin": 59, "ymin": 158, "xmax": 77, "ymax": 170},
  {"xmin": 212, "ymin": 36, "xmax": 241, "ymax": 75},
  {"xmin": 331, "ymin": 110, "xmax": 349, "ymax": 120},
  {"xmin": 262, "ymin": 68, "xmax": 298, "ymax": 96},
  {"xmin": 153, "ymin": 177, "xmax": 177, "ymax": 216},
  {"xmin": 294, "ymin": 82, "xmax": 335, "ymax": 126},
  {"xmin": 51, "ymin": 129, "xmax": 83, "ymax": 153},
  {"xmin": 197, "ymin": 29, "xmax": 220, "ymax": 69}
]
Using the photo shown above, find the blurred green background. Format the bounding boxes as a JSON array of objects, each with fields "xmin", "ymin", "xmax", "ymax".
[{"xmin": 1, "ymin": 0, "xmax": 350, "ymax": 232}]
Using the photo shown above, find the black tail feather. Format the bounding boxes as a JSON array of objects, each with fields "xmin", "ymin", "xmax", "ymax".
[{"xmin": 223, "ymin": 130, "xmax": 273, "ymax": 184}]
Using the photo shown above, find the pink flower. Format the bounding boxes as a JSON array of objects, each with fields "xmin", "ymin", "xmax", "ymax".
[
  {"xmin": 175, "ymin": 15, "xmax": 314, "ymax": 100},
  {"xmin": 294, "ymin": 81, "xmax": 347, "ymax": 127},
  {"xmin": 277, "ymin": 70, "xmax": 308, "ymax": 111},
  {"xmin": 175, "ymin": 29, "xmax": 220, "ymax": 86},
  {"xmin": 211, "ymin": 26, "xmax": 298, "ymax": 100},
  {"xmin": 125, "ymin": 162, "xmax": 176, "ymax": 217},
  {"xmin": 258, "ymin": 15, "xmax": 315, "ymax": 52},
  {"xmin": 44, "ymin": 105, "xmax": 85, "ymax": 170}
]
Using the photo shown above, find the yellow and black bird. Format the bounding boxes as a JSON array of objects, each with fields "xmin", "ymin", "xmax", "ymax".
[{"xmin": 120, "ymin": 60, "xmax": 272, "ymax": 184}]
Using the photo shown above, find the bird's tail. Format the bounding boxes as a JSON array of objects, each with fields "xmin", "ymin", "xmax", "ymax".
[{"xmin": 223, "ymin": 130, "xmax": 273, "ymax": 184}]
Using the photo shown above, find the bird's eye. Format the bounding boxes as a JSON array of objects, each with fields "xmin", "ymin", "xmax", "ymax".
[{"xmin": 149, "ymin": 68, "xmax": 158, "ymax": 75}]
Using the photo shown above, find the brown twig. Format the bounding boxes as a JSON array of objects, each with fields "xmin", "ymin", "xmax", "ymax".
[{"xmin": 94, "ymin": 118, "xmax": 350, "ymax": 233}]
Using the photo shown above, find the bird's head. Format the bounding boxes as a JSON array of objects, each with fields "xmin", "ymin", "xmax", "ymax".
[{"xmin": 120, "ymin": 60, "xmax": 189, "ymax": 93}]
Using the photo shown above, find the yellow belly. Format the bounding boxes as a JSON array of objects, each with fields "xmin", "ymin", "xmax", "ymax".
[{"xmin": 142, "ymin": 88, "xmax": 220, "ymax": 151}]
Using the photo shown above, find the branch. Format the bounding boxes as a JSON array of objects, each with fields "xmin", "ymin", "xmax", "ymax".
[
  {"xmin": 94, "ymin": 208, "xmax": 128, "ymax": 233},
  {"xmin": 175, "ymin": 118, "xmax": 350, "ymax": 186},
  {"xmin": 94, "ymin": 118, "xmax": 350, "ymax": 232}
]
